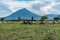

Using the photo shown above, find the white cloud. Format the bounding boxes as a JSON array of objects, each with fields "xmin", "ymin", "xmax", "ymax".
[
  {"xmin": 0, "ymin": 1, "xmax": 43, "ymax": 15},
  {"xmin": 40, "ymin": 2, "xmax": 60, "ymax": 14},
  {"xmin": 0, "ymin": 0, "xmax": 60, "ymax": 16}
]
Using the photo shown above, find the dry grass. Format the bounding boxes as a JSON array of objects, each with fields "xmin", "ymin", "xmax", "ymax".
[{"xmin": 0, "ymin": 23, "xmax": 60, "ymax": 40}]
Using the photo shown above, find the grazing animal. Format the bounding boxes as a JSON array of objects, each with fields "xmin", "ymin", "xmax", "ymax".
[
  {"xmin": 22, "ymin": 20, "xmax": 36, "ymax": 24},
  {"xmin": 40, "ymin": 21, "xmax": 45, "ymax": 24},
  {"xmin": 23, "ymin": 20, "xmax": 28, "ymax": 24},
  {"xmin": 53, "ymin": 21, "xmax": 55, "ymax": 24},
  {"xmin": 49, "ymin": 21, "xmax": 56, "ymax": 24}
]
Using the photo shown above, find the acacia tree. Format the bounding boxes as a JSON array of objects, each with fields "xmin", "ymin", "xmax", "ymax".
[
  {"xmin": 18, "ymin": 17, "xmax": 21, "ymax": 21},
  {"xmin": 0, "ymin": 18, "xmax": 4, "ymax": 22},
  {"xmin": 31, "ymin": 16, "xmax": 34, "ymax": 21},
  {"xmin": 41, "ymin": 16, "xmax": 48, "ymax": 21},
  {"xmin": 40, "ymin": 16, "xmax": 48, "ymax": 24},
  {"xmin": 54, "ymin": 17, "xmax": 60, "ymax": 21}
]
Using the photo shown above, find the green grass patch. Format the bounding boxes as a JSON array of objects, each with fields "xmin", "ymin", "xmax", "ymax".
[{"xmin": 0, "ymin": 23, "xmax": 60, "ymax": 40}]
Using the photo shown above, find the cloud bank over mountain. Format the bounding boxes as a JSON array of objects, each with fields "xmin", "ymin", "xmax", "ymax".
[
  {"xmin": 0, "ymin": 3, "xmax": 12, "ymax": 18},
  {"xmin": 0, "ymin": 0, "xmax": 60, "ymax": 17}
]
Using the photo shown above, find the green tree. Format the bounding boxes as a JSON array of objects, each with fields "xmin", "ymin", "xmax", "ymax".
[
  {"xmin": 31, "ymin": 16, "xmax": 34, "ymax": 21},
  {"xmin": 18, "ymin": 17, "xmax": 21, "ymax": 21},
  {"xmin": 0, "ymin": 18, "xmax": 4, "ymax": 22},
  {"xmin": 54, "ymin": 17, "xmax": 60, "ymax": 21},
  {"xmin": 41, "ymin": 16, "xmax": 48, "ymax": 21}
]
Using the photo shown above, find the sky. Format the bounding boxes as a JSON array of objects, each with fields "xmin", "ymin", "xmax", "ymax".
[{"xmin": 0, "ymin": 0, "xmax": 60, "ymax": 17}]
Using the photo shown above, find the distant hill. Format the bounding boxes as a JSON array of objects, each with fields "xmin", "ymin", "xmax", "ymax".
[
  {"xmin": 5, "ymin": 8, "xmax": 40, "ymax": 20},
  {"xmin": 57, "ymin": 15, "xmax": 60, "ymax": 18},
  {"xmin": 46, "ymin": 14, "xmax": 57, "ymax": 20}
]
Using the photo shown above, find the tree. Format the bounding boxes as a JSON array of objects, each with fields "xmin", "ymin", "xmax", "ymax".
[
  {"xmin": 18, "ymin": 17, "xmax": 21, "ymax": 21},
  {"xmin": 54, "ymin": 17, "xmax": 60, "ymax": 21},
  {"xmin": 0, "ymin": 18, "xmax": 4, "ymax": 22},
  {"xmin": 31, "ymin": 16, "xmax": 34, "ymax": 21},
  {"xmin": 41, "ymin": 16, "xmax": 48, "ymax": 21}
]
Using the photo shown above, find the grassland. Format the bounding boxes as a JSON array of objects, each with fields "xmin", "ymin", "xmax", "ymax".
[{"xmin": 0, "ymin": 23, "xmax": 60, "ymax": 40}]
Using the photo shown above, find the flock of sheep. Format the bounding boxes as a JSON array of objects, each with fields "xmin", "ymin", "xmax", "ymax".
[{"xmin": 0, "ymin": 20, "xmax": 60, "ymax": 24}]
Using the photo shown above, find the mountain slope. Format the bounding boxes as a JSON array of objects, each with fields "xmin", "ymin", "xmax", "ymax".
[
  {"xmin": 5, "ymin": 8, "xmax": 40, "ymax": 20},
  {"xmin": 46, "ymin": 14, "xmax": 57, "ymax": 20}
]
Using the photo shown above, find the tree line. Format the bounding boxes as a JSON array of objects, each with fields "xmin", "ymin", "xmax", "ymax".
[{"xmin": 0, "ymin": 16, "xmax": 60, "ymax": 22}]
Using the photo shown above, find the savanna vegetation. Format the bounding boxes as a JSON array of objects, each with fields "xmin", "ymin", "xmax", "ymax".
[
  {"xmin": 0, "ymin": 23, "xmax": 60, "ymax": 40},
  {"xmin": 0, "ymin": 16, "xmax": 60, "ymax": 40}
]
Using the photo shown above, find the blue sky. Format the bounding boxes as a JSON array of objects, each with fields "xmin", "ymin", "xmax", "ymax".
[
  {"xmin": 0, "ymin": 0, "xmax": 60, "ymax": 17},
  {"xmin": 14, "ymin": 0, "xmax": 35, "ymax": 1}
]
